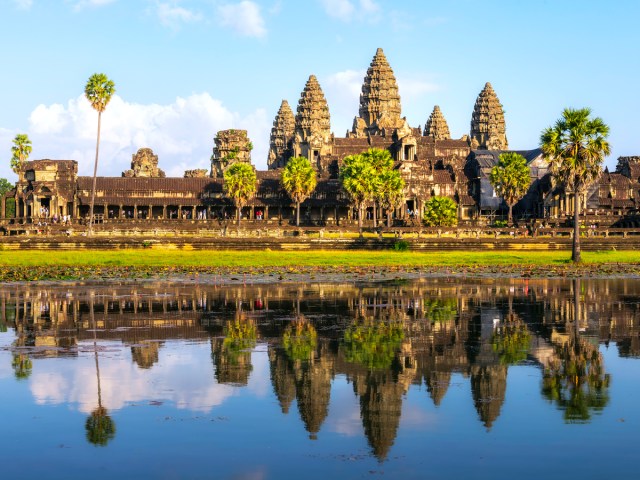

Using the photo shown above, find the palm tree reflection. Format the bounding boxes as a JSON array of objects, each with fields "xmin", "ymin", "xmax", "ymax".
[{"xmin": 85, "ymin": 295, "xmax": 116, "ymax": 446}]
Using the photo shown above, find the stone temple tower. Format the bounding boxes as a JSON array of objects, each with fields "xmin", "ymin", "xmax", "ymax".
[
  {"xmin": 292, "ymin": 75, "xmax": 333, "ymax": 169},
  {"xmin": 351, "ymin": 48, "xmax": 405, "ymax": 137},
  {"xmin": 210, "ymin": 129, "xmax": 253, "ymax": 179},
  {"xmin": 267, "ymin": 100, "xmax": 295, "ymax": 170},
  {"xmin": 424, "ymin": 105, "xmax": 451, "ymax": 140},
  {"xmin": 470, "ymin": 82, "xmax": 508, "ymax": 150}
]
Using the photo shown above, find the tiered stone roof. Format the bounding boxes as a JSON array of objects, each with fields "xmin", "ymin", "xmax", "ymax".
[
  {"xmin": 424, "ymin": 105, "xmax": 451, "ymax": 140},
  {"xmin": 295, "ymin": 75, "xmax": 331, "ymax": 141},
  {"xmin": 470, "ymin": 82, "xmax": 508, "ymax": 150},
  {"xmin": 267, "ymin": 100, "xmax": 295, "ymax": 169},
  {"xmin": 355, "ymin": 48, "xmax": 403, "ymax": 134}
]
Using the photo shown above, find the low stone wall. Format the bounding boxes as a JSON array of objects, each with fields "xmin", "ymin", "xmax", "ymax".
[{"xmin": 1, "ymin": 233, "xmax": 639, "ymax": 251}]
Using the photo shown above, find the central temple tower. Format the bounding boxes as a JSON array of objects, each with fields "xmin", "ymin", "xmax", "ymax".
[{"xmin": 351, "ymin": 48, "xmax": 407, "ymax": 137}]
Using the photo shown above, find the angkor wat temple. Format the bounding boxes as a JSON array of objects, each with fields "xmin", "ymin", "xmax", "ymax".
[{"xmin": 2, "ymin": 48, "xmax": 639, "ymax": 228}]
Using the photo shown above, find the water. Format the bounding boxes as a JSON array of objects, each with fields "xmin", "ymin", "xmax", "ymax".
[{"xmin": 0, "ymin": 278, "xmax": 639, "ymax": 479}]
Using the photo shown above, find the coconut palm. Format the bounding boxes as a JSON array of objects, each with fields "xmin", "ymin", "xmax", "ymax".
[
  {"xmin": 362, "ymin": 148, "xmax": 394, "ymax": 227},
  {"xmin": 423, "ymin": 196, "xmax": 458, "ymax": 227},
  {"xmin": 223, "ymin": 162, "xmax": 257, "ymax": 227},
  {"xmin": 489, "ymin": 152, "xmax": 531, "ymax": 225},
  {"xmin": 85, "ymin": 73, "xmax": 116, "ymax": 236},
  {"xmin": 377, "ymin": 169, "xmax": 405, "ymax": 228},
  {"xmin": 540, "ymin": 108, "xmax": 610, "ymax": 262},
  {"xmin": 10, "ymin": 133, "xmax": 32, "ymax": 175},
  {"xmin": 281, "ymin": 156, "xmax": 317, "ymax": 226},
  {"xmin": 339, "ymin": 154, "xmax": 377, "ymax": 235}
]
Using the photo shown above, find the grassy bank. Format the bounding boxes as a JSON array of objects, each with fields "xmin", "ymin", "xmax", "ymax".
[
  {"xmin": 2, "ymin": 249, "xmax": 639, "ymax": 267},
  {"xmin": 0, "ymin": 249, "xmax": 638, "ymax": 282}
]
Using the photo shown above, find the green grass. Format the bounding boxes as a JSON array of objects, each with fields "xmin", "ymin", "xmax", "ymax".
[{"xmin": 1, "ymin": 249, "xmax": 638, "ymax": 268}]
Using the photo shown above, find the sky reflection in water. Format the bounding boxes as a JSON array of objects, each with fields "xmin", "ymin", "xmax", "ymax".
[{"xmin": 0, "ymin": 278, "xmax": 638, "ymax": 480}]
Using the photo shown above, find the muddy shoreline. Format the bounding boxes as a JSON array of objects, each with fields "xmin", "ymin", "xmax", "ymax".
[{"xmin": 2, "ymin": 263, "xmax": 640, "ymax": 286}]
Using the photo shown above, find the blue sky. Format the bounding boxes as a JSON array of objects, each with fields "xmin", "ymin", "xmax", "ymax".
[{"xmin": 1, "ymin": 0, "xmax": 638, "ymax": 180}]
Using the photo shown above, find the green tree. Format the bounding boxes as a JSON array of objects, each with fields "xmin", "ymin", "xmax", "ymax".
[
  {"xmin": 281, "ymin": 156, "xmax": 317, "ymax": 227},
  {"xmin": 85, "ymin": 73, "xmax": 116, "ymax": 236},
  {"xmin": 423, "ymin": 196, "xmax": 458, "ymax": 227},
  {"xmin": 377, "ymin": 169, "xmax": 405, "ymax": 228},
  {"xmin": 339, "ymin": 153, "xmax": 376, "ymax": 235},
  {"xmin": 343, "ymin": 319, "xmax": 404, "ymax": 370},
  {"xmin": 489, "ymin": 152, "xmax": 531, "ymax": 225},
  {"xmin": 540, "ymin": 108, "xmax": 610, "ymax": 262},
  {"xmin": 10, "ymin": 133, "xmax": 32, "ymax": 175},
  {"xmin": 362, "ymin": 148, "xmax": 394, "ymax": 227},
  {"xmin": 223, "ymin": 162, "xmax": 257, "ymax": 227},
  {"xmin": 0, "ymin": 178, "xmax": 12, "ymax": 196}
]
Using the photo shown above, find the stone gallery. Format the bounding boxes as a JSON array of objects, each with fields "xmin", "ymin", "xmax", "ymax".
[{"xmin": 3, "ymin": 49, "xmax": 639, "ymax": 228}]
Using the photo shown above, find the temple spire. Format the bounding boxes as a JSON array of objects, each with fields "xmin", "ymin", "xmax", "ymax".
[
  {"xmin": 424, "ymin": 105, "xmax": 451, "ymax": 140},
  {"xmin": 470, "ymin": 82, "xmax": 508, "ymax": 150},
  {"xmin": 351, "ymin": 48, "xmax": 404, "ymax": 137},
  {"xmin": 291, "ymin": 75, "xmax": 333, "ymax": 169},
  {"xmin": 267, "ymin": 99, "xmax": 295, "ymax": 169}
]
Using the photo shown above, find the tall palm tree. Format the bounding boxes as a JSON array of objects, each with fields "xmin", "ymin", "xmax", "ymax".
[
  {"xmin": 363, "ymin": 148, "xmax": 394, "ymax": 227},
  {"xmin": 489, "ymin": 152, "xmax": 531, "ymax": 225},
  {"xmin": 281, "ymin": 156, "xmax": 317, "ymax": 226},
  {"xmin": 85, "ymin": 73, "xmax": 115, "ymax": 236},
  {"xmin": 10, "ymin": 133, "xmax": 32, "ymax": 175},
  {"xmin": 223, "ymin": 162, "xmax": 257, "ymax": 228},
  {"xmin": 540, "ymin": 108, "xmax": 610, "ymax": 262},
  {"xmin": 339, "ymin": 153, "xmax": 376, "ymax": 236},
  {"xmin": 377, "ymin": 169, "xmax": 405, "ymax": 228}
]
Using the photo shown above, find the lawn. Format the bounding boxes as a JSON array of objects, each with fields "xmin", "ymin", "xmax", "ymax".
[{"xmin": 0, "ymin": 249, "xmax": 638, "ymax": 268}]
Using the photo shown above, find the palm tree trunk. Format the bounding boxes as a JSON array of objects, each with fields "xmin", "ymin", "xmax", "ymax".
[
  {"xmin": 572, "ymin": 192, "xmax": 581, "ymax": 263},
  {"xmin": 387, "ymin": 208, "xmax": 392, "ymax": 228},
  {"xmin": 88, "ymin": 111, "xmax": 102, "ymax": 236},
  {"xmin": 237, "ymin": 205, "xmax": 241, "ymax": 228},
  {"xmin": 508, "ymin": 204, "xmax": 513, "ymax": 226},
  {"xmin": 358, "ymin": 203, "xmax": 363, "ymax": 237},
  {"xmin": 296, "ymin": 201, "xmax": 300, "ymax": 227},
  {"xmin": 373, "ymin": 201, "xmax": 377, "ymax": 228}
]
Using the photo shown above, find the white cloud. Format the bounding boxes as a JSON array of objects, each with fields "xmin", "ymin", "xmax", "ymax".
[
  {"xmin": 217, "ymin": 1, "xmax": 267, "ymax": 38},
  {"xmin": 397, "ymin": 76, "xmax": 440, "ymax": 98},
  {"xmin": 16, "ymin": 92, "xmax": 270, "ymax": 179},
  {"xmin": 13, "ymin": 0, "xmax": 33, "ymax": 10},
  {"xmin": 324, "ymin": 69, "xmax": 364, "ymax": 134},
  {"xmin": 72, "ymin": 0, "xmax": 117, "ymax": 11},
  {"xmin": 318, "ymin": 0, "xmax": 380, "ymax": 23},
  {"xmin": 156, "ymin": 2, "xmax": 203, "ymax": 29}
]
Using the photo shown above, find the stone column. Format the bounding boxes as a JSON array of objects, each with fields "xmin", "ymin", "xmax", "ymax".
[
  {"xmin": 162, "ymin": 205, "xmax": 167, "ymax": 220},
  {"xmin": 149, "ymin": 204, "xmax": 153, "ymax": 221},
  {"xmin": 191, "ymin": 206, "xmax": 196, "ymax": 220},
  {"xmin": 264, "ymin": 206, "xmax": 269, "ymax": 221},
  {"xmin": 178, "ymin": 205, "xmax": 182, "ymax": 220},
  {"xmin": 133, "ymin": 204, "xmax": 138, "ymax": 219}
]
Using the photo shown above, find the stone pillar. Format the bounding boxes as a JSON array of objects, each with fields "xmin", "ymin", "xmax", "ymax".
[
  {"xmin": 133, "ymin": 204, "xmax": 138, "ymax": 220},
  {"xmin": 162, "ymin": 205, "xmax": 167, "ymax": 220},
  {"xmin": 250, "ymin": 206, "xmax": 255, "ymax": 220},
  {"xmin": 178, "ymin": 205, "xmax": 182, "ymax": 220},
  {"xmin": 191, "ymin": 206, "xmax": 196, "ymax": 220},
  {"xmin": 149, "ymin": 205, "xmax": 153, "ymax": 221},
  {"xmin": 264, "ymin": 206, "xmax": 269, "ymax": 221}
]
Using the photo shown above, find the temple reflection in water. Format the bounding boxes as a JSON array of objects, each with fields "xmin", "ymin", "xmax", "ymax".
[{"xmin": 1, "ymin": 278, "xmax": 638, "ymax": 459}]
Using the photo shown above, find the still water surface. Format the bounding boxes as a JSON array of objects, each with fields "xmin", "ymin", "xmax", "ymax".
[{"xmin": 0, "ymin": 278, "xmax": 639, "ymax": 479}]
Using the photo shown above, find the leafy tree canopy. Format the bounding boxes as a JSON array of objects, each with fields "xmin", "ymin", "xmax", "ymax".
[{"xmin": 423, "ymin": 196, "xmax": 458, "ymax": 227}]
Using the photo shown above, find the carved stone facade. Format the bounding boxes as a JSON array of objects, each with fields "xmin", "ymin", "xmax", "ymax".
[
  {"xmin": 183, "ymin": 169, "xmax": 209, "ymax": 178},
  {"xmin": 211, "ymin": 129, "xmax": 253, "ymax": 179},
  {"xmin": 267, "ymin": 100, "xmax": 295, "ymax": 170},
  {"xmin": 292, "ymin": 75, "xmax": 333, "ymax": 170},
  {"xmin": 122, "ymin": 148, "xmax": 165, "ymax": 178},
  {"xmin": 351, "ymin": 48, "xmax": 406, "ymax": 137},
  {"xmin": 424, "ymin": 106, "xmax": 451, "ymax": 140},
  {"xmin": 470, "ymin": 82, "xmax": 508, "ymax": 150}
]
